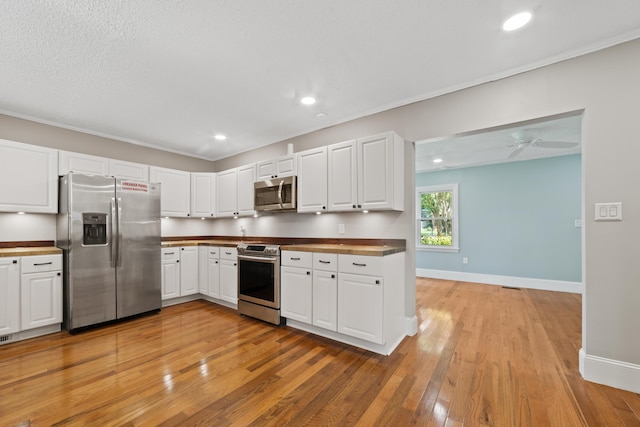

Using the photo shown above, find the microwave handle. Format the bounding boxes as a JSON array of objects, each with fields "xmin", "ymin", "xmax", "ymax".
[{"xmin": 277, "ymin": 180, "xmax": 284, "ymax": 207}]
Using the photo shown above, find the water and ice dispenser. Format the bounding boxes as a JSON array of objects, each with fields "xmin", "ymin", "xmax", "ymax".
[{"xmin": 82, "ymin": 213, "xmax": 107, "ymax": 246}]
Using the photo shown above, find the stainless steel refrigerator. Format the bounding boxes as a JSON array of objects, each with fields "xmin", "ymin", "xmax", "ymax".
[{"xmin": 57, "ymin": 173, "xmax": 161, "ymax": 332}]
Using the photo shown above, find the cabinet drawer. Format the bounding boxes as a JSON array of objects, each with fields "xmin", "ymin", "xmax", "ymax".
[
  {"xmin": 313, "ymin": 253, "xmax": 338, "ymax": 271},
  {"xmin": 161, "ymin": 249, "xmax": 180, "ymax": 261},
  {"xmin": 338, "ymin": 254, "xmax": 383, "ymax": 276},
  {"xmin": 207, "ymin": 246, "xmax": 221, "ymax": 258},
  {"xmin": 282, "ymin": 251, "xmax": 312, "ymax": 268},
  {"xmin": 220, "ymin": 247, "xmax": 238, "ymax": 260},
  {"xmin": 21, "ymin": 255, "xmax": 62, "ymax": 274}
]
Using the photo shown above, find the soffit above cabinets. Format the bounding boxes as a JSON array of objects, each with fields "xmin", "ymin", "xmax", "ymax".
[{"xmin": 1, "ymin": 2, "xmax": 639, "ymax": 161}]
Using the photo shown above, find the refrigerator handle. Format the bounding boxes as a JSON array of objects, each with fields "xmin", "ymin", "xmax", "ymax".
[
  {"xmin": 110, "ymin": 197, "xmax": 117, "ymax": 267},
  {"xmin": 117, "ymin": 197, "xmax": 123, "ymax": 267}
]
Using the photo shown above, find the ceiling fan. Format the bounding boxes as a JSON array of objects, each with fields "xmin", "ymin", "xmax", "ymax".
[{"xmin": 507, "ymin": 129, "xmax": 579, "ymax": 159}]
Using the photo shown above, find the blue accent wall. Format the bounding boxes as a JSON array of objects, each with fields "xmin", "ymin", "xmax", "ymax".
[{"xmin": 416, "ymin": 154, "xmax": 582, "ymax": 282}]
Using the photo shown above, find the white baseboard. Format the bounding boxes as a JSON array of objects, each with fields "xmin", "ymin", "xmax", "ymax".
[
  {"xmin": 416, "ymin": 268, "xmax": 583, "ymax": 294},
  {"xmin": 405, "ymin": 315, "xmax": 418, "ymax": 336},
  {"xmin": 580, "ymin": 348, "xmax": 640, "ymax": 393}
]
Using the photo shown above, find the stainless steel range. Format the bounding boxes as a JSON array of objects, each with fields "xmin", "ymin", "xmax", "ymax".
[{"xmin": 237, "ymin": 243, "xmax": 284, "ymax": 325}]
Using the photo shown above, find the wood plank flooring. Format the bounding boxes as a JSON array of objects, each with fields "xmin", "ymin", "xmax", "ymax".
[{"xmin": 1, "ymin": 277, "xmax": 639, "ymax": 426}]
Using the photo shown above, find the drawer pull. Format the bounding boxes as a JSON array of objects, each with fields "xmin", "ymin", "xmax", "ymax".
[
  {"xmin": 164, "ymin": 252, "xmax": 175, "ymax": 255},
  {"xmin": 376, "ymin": 280, "xmax": 380, "ymax": 284},
  {"xmin": 331, "ymin": 274, "xmax": 335, "ymax": 279},
  {"xmin": 319, "ymin": 260, "xmax": 331, "ymax": 264},
  {"xmin": 290, "ymin": 257, "xmax": 301, "ymax": 261},
  {"xmin": 225, "ymin": 251, "xmax": 232, "ymax": 255},
  {"xmin": 13, "ymin": 260, "xmax": 17, "ymax": 264},
  {"xmin": 352, "ymin": 262, "xmax": 367, "ymax": 267},
  {"xmin": 34, "ymin": 262, "xmax": 53, "ymax": 266}
]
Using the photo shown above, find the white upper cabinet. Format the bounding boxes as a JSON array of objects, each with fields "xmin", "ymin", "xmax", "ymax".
[
  {"xmin": 358, "ymin": 132, "xmax": 404, "ymax": 211},
  {"xmin": 149, "ymin": 166, "xmax": 191, "ymax": 217},
  {"xmin": 297, "ymin": 146, "xmax": 328, "ymax": 213},
  {"xmin": 215, "ymin": 168, "xmax": 237, "ymax": 217},
  {"xmin": 328, "ymin": 131, "xmax": 404, "ymax": 212},
  {"xmin": 0, "ymin": 139, "xmax": 58, "ymax": 213},
  {"xmin": 327, "ymin": 140, "xmax": 358, "ymax": 211},
  {"xmin": 59, "ymin": 151, "xmax": 109, "ymax": 176},
  {"xmin": 191, "ymin": 173, "xmax": 216, "ymax": 217},
  {"xmin": 256, "ymin": 154, "xmax": 297, "ymax": 180},
  {"xmin": 237, "ymin": 164, "xmax": 256, "ymax": 216},
  {"xmin": 216, "ymin": 164, "xmax": 256, "ymax": 217},
  {"xmin": 109, "ymin": 159, "xmax": 149, "ymax": 181}
]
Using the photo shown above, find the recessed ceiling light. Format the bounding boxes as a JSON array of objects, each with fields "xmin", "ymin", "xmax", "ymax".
[
  {"xmin": 214, "ymin": 134, "xmax": 227, "ymax": 141},
  {"xmin": 301, "ymin": 96, "xmax": 316, "ymax": 105},
  {"xmin": 502, "ymin": 11, "xmax": 532, "ymax": 32},
  {"xmin": 433, "ymin": 158, "xmax": 443, "ymax": 164}
]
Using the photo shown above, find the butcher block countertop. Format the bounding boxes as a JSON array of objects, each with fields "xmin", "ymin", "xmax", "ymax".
[
  {"xmin": 279, "ymin": 244, "xmax": 404, "ymax": 256},
  {"xmin": 0, "ymin": 246, "xmax": 62, "ymax": 257},
  {"xmin": 162, "ymin": 239, "xmax": 405, "ymax": 256}
]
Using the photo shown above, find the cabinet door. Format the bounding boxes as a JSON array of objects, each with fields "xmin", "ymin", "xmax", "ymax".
[
  {"xmin": 337, "ymin": 273, "xmax": 384, "ymax": 344},
  {"xmin": 20, "ymin": 271, "xmax": 62, "ymax": 331},
  {"xmin": 109, "ymin": 159, "xmax": 149, "ymax": 181},
  {"xmin": 219, "ymin": 259, "xmax": 238, "ymax": 304},
  {"xmin": 0, "ymin": 139, "xmax": 58, "ymax": 213},
  {"xmin": 216, "ymin": 169, "xmax": 237, "ymax": 217},
  {"xmin": 208, "ymin": 257, "xmax": 221, "ymax": 299},
  {"xmin": 358, "ymin": 133, "xmax": 394, "ymax": 210},
  {"xmin": 236, "ymin": 164, "xmax": 256, "ymax": 216},
  {"xmin": 198, "ymin": 247, "xmax": 209, "ymax": 295},
  {"xmin": 59, "ymin": 151, "xmax": 109, "ymax": 176},
  {"xmin": 0, "ymin": 258, "xmax": 20, "ymax": 335},
  {"xmin": 313, "ymin": 270, "xmax": 337, "ymax": 331},
  {"xmin": 191, "ymin": 173, "xmax": 216, "ymax": 217},
  {"xmin": 179, "ymin": 247, "xmax": 198, "ymax": 296},
  {"xmin": 281, "ymin": 266, "xmax": 312, "ymax": 324},
  {"xmin": 297, "ymin": 147, "xmax": 328, "ymax": 213},
  {"xmin": 256, "ymin": 160, "xmax": 276, "ymax": 181},
  {"xmin": 328, "ymin": 140, "xmax": 358, "ymax": 211},
  {"xmin": 149, "ymin": 166, "xmax": 191, "ymax": 217},
  {"xmin": 161, "ymin": 259, "xmax": 180, "ymax": 300}
]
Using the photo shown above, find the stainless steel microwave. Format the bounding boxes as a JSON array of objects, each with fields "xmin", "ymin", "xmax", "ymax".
[{"xmin": 254, "ymin": 176, "xmax": 297, "ymax": 212}]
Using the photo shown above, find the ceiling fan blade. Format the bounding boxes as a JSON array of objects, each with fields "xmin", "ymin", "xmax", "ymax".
[
  {"xmin": 508, "ymin": 145, "xmax": 526, "ymax": 159},
  {"xmin": 533, "ymin": 140, "xmax": 579, "ymax": 149}
]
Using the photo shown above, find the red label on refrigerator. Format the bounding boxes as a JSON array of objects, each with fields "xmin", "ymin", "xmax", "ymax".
[{"xmin": 121, "ymin": 181, "xmax": 149, "ymax": 193}]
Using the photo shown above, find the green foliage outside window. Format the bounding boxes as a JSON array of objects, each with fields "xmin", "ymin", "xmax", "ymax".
[{"xmin": 420, "ymin": 191, "xmax": 453, "ymax": 246}]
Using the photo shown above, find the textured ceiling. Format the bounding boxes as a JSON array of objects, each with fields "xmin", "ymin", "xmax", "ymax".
[{"xmin": 1, "ymin": 1, "xmax": 640, "ymax": 161}]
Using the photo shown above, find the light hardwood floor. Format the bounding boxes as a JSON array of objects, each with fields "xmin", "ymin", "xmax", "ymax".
[{"xmin": 1, "ymin": 278, "xmax": 639, "ymax": 426}]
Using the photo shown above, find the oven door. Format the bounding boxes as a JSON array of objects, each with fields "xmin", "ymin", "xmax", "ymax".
[{"xmin": 237, "ymin": 254, "xmax": 280, "ymax": 309}]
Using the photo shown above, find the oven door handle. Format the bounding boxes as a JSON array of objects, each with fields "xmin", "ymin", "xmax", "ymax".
[{"xmin": 238, "ymin": 254, "xmax": 279, "ymax": 264}]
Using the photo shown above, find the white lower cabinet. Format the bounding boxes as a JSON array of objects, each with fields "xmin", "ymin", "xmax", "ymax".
[
  {"xmin": 312, "ymin": 270, "xmax": 337, "ymax": 331},
  {"xmin": 199, "ymin": 246, "xmax": 220, "ymax": 299},
  {"xmin": 219, "ymin": 248, "xmax": 238, "ymax": 304},
  {"xmin": 0, "ymin": 257, "xmax": 20, "ymax": 335},
  {"xmin": 337, "ymin": 273, "xmax": 383, "ymax": 344},
  {"xmin": 20, "ymin": 255, "xmax": 62, "ymax": 331},
  {"xmin": 161, "ymin": 249, "xmax": 180, "ymax": 300},
  {"xmin": 281, "ymin": 265, "xmax": 313, "ymax": 324},
  {"xmin": 179, "ymin": 247, "xmax": 198, "ymax": 296},
  {"xmin": 281, "ymin": 249, "xmax": 405, "ymax": 355}
]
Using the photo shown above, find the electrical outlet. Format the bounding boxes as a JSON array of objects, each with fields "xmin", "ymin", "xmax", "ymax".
[
  {"xmin": 462, "ymin": 257, "xmax": 468, "ymax": 264},
  {"xmin": 338, "ymin": 224, "xmax": 345, "ymax": 234}
]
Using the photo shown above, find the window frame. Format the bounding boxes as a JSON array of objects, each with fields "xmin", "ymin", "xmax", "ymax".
[{"xmin": 416, "ymin": 183, "xmax": 459, "ymax": 253}]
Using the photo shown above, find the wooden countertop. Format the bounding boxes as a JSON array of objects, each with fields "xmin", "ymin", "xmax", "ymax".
[
  {"xmin": 0, "ymin": 246, "xmax": 62, "ymax": 257},
  {"xmin": 280, "ymin": 243, "xmax": 405, "ymax": 256},
  {"xmin": 161, "ymin": 240, "xmax": 239, "ymax": 248},
  {"xmin": 162, "ymin": 240, "xmax": 405, "ymax": 256}
]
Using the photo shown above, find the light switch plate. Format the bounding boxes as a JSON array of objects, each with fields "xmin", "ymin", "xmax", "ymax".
[{"xmin": 594, "ymin": 203, "xmax": 622, "ymax": 221}]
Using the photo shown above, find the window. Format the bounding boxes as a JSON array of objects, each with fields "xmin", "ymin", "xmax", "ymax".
[{"xmin": 416, "ymin": 184, "xmax": 459, "ymax": 252}]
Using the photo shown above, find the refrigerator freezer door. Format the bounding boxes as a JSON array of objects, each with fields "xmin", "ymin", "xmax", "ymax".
[
  {"xmin": 64, "ymin": 174, "xmax": 117, "ymax": 330},
  {"xmin": 115, "ymin": 179, "xmax": 161, "ymax": 318}
]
